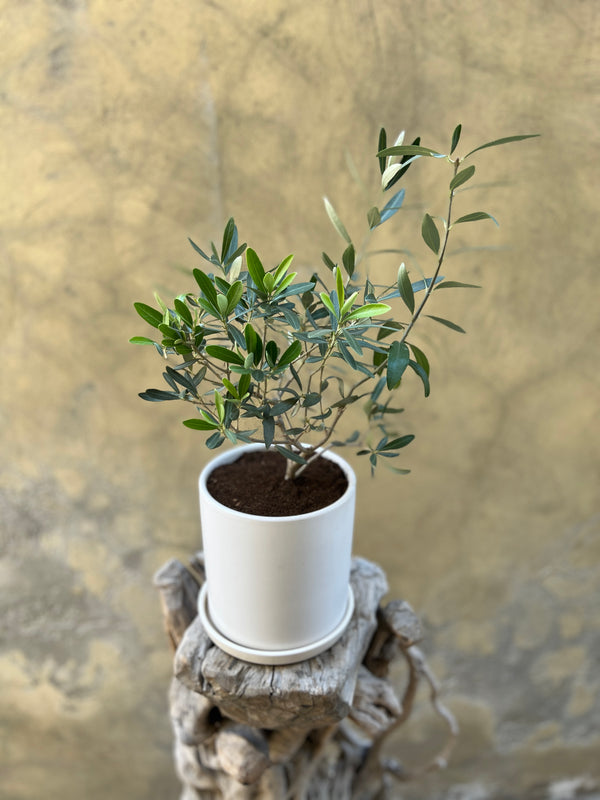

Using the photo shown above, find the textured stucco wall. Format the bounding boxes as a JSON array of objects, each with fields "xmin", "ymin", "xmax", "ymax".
[{"xmin": 1, "ymin": 2, "xmax": 598, "ymax": 798}]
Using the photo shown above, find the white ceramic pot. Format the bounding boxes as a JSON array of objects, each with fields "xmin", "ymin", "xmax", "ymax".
[{"xmin": 198, "ymin": 443, "xmax": 356, "ymax": 664}]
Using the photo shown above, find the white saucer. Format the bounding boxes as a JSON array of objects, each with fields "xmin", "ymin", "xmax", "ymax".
[{"xmin": 197, "ymin": 583, "xmax": 355, "ymax": 666}]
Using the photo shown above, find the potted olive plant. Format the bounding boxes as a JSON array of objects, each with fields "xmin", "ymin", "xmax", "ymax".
[{"xmin": 132, "ymin": 126, "xmax": 537, "ymax": 664}]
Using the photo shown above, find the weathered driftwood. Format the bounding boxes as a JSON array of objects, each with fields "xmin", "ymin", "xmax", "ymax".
[{"xmin": 154, "ymin": 555, "xmax": 458, "ymax": 799}]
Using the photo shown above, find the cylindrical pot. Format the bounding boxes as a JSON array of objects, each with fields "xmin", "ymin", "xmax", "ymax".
[{"xmin": 198, "ymin": 444, "xmax": 356, "ymax": 662}]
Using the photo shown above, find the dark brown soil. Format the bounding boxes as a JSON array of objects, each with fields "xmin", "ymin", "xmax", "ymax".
[{"xmin": 206, "ymin": 450, "xmax": 348, "ymax": 516}]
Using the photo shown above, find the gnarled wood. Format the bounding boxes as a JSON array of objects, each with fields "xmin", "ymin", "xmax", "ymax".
[{"xmin": 158, "ymin": 555, "xmax": 457, "ymax": 799}]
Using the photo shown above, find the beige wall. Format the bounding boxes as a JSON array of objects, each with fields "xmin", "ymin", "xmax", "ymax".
[{"xmin": 1, "ymin": 1, "xmax": 598, "ymax": 798}]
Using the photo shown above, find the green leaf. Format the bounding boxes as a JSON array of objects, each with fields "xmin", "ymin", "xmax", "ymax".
[
  {"xmin": 409, "ymin": 359, "xmax": 430, "ymax": 397},
  {"xmin": 422, "ymin": 213, "xmax": 441, "ymax": 254},
  {"xmin": 319, "ymin": 291, "xmax": 337, "ymax": 318},
  {"xmin": 449, "ymin": 165, "xmax": 475, "ymax": 192},
  {"xmin": 262, "ymin": 416, "xmax": 275, "ymax": 448},
  {"xmin": 129, "ymin": 336, "xmax": 157, "ymax": 345},
  {"xmin": 335, "ymin": 266, "xmax": 345, "ymax": 306},
  {"xmin": 214, "ymin": 389, "xmax": 225, "ymax": 423},
  {"xmin": 450, "ymin": 124, "xmax": 462, "ymax": 155},
  {"xmin": 324, "ymin": 197, "xmax": 351, "ymax": 244},
  {"xmin": 379, "ymin": 434, "xmax": 414, "ymax": 451},
  {"xmin": 274, "ymin": 254, "xmax": 294, "ymax": 285},
  {"xmin": 434, "ymin": 281, "xmax": 481, "ymax": 290},
  {"xmin": 206, "ymin": 432, "xmax": 225, "ymax": 449},
  {"xmin": 383, "ymin": 136, "xmax": 421, "ymax": 190},
  {"xmin": 426, "ymin": 314, "xmax": 466, "ymax": 333},
  {"xmin": 222, "ymin": 378, "xmax": 239, "ymax": 398},
  {"xmin": 193, "ymin": 269, "xmax": 218, "ymax": 305},
  {"xmin": 139, "ymin": 389, "xmax": 180, "ymax": 401},
  {"xmin": 278, "ymin": 340, "xmax": 302, "ymax": 369},
  {"xmin": 174, "ymin": 298, "xmax": 194, "ymax": 327},
  {"xmin": 409, "ymin": 343, "xmax": 430, "ymax": 376},
  {"xmin": 344, "ymin": 303, "xmax": 391, "ymax": 321},
  {"xmin": 453, "ymin": 211, "xmax": 499, "ymax": 226},
  {"xmin": 188, "ymin": 237, "xmax": 214, "ymax": 263},
  {"xmin": 275, "ymin": 445, "xmax": 306, "ymax": 465},
  {"xmin": 265, "ymin": 340, "xmax": 280, "ymax": 368},
  {"xmin": 377, "ymin": 127, "xmax": 387, "ymax": 174},
  {"xmin": 183, "ymin": 418, "xmax": 219, "ymax": 431},
  {"xmin": 464, "ymin": 134, "xmax": 540, "ymax": 159},
  {"xmin": 387, "ymin": 341, "xmax": 410, "ymax": 390},
  {"xmin": 221, "ymin": 217, "xmax": 235, "ymax": 263},
  {"xmin": 204, "ymin": 345, "xmax": 245, "ymax": 364},
  {"xmin": 226, "ymin": 280, "xmax": 244, "ymax": 313},
  {"xmin": 246, "ymin": 248, "xmax": 266, "ymax": 290},
  {"xmin": 397, "ymin": 263, "xmax": 415, "ymax": 314},
  {"xmin": 331, "ymin": 395, "xmax": 360, "ymax": 408},
  {"xmin": 340, "ymin": 290, "xmax": 359, "ymax": 318},
  {"xmin": 367, "ymin": 206, "xmax": 381, "ymax": 230},
  {"xmin": 321, "ymin": 252, "xmax": 337, "ymax": 272},
  {"xmin": 379, "ymin": 188, "xmax": 405, "ymax": 223},
  {"xmin": 342, "ymin": 244, "xmax": 355, "ymax": 277},
  {"xmin": 134, "ymin": 302, "xmax": 163, "ymax": 329},
  {"xmin": 377, "ymin": 144, "xmax": 442, "ymax": 158}
]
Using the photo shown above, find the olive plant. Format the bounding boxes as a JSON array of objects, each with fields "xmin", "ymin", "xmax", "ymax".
[{"xmin": 131, "ymin": 127, "xmax": 537, "ymax": 479}]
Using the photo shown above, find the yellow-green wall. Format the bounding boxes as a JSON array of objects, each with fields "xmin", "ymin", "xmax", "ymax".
[{"xmin": 1, "ymin": 2, "xmax": 598, "ymax": 798}]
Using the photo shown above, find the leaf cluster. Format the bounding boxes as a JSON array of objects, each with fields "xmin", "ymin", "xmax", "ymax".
[{"xmin": 131, "ymin": 128, "xmax": 538, "ymax": 478}]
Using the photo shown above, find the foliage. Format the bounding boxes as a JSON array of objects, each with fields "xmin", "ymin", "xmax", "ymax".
[{"xmin": 131, "ymin": 127, "xmax": 538, "ymax": 479}]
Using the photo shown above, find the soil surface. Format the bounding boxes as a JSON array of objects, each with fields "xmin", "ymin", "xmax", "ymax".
[{"xmin": 206, "ymin": 450, "xmax": 348, "ymax": 516}]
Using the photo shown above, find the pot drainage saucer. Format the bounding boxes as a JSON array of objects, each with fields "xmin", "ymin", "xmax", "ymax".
[{"xmin": 197, "ymin": 583, "xmax": 355, "ymax": 666}]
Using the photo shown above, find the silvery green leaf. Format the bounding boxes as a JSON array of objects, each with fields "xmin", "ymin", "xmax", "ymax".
[
  {"xmin": 426, "ymin": 314, "xmax": 466, "ymax": 333},
  {"xmin": 381, "ymin": 162, "xmax": 402, "ymax": 190},
  {"xmin": 323, "ymin": 197, "xmax": 352, "ymax": 244},
  {"xmin": 379, "ymin": 188, "xmax": 405, "ymax": 223},
  {"xmin": 450, "ymin": 124, "xmax": 462, "ymax": 155},
  {"xmin": 397, "ymin": 263, "xmax": 415, "ymax": 314},
  {"xmin": 229, "ymin": 255, "xmax": 242, "ymax": 281},
  {"xmin": 453, "ymin": 211, "xmax": 499, "ymax": 226},
  {"xmin": 387, "ymin": 341, "xmax": 410, "ymax": 390},
  {"xmin": 450, "ymin": 165, "xmax": 476, "ymax": 191},
  {"xmin": 422, "ymin": 213, "xmax": 441, "ymax": 254},
  {"xmin": 434, "ymin": 280, "xmax": 481, "ymax": 290},
  {"xmin": 464, "ymin": 134, "xmax": 539, "ymax": 159}
]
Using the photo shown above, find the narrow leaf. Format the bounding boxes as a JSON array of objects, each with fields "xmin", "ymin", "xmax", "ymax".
[
  {"xmin": 319, "ymin": 291, "xmax": 337, "ymax": 317},
  {"xmin": 188, "ymin": 237, "xmax": 213, "ymax": 263},
  {"xmin": 193, "ymin": 269, "xmax": 218, "ymax": 304},
  {"xmin": 453, "ymin": 211, "xmax": 499, "ymax": 226},
  {"xmin": 387, "ymin": 341, "xmax": 410, "ymax": 390},
  {"xmin": 379, "ymin": 188, "xmax": 405, "ymax": 224},
  {"xmin": 379, "ymin": 434, "xmax": 414, "ymax": 451},
  {"xmin": 342, "ymin": 244, "xmax": 355, "ymax": 277},
  {"xmin": 426, "ymin": 314, "xmax": 466, "ymax": 333},
  {"xmin": 129, "ymin": 336, "xmax": 156, "ymax": 345},
  {"xmin": 324, "ymin": 197, "xmax": 351, "ymax": 244},
  {"xmin": 246, "ymin": 248, "xmax": 265, "ymax": 290},
  {"xmin": 377, "ymin": 127, "xmax": 387, "ymax": 174},
  {"xmin": 183, "ymin": 418, "xmax": 219, "ymax": 431},
  {"xmin": 134, "ymin": 302, "xmax": 163, "ymax": 329},
  {"xmin": 277, "ymin": 340, "xmax": 302, "ymax": 368},
  {"xmin": 450, "ymin": 124, "xmax": 462, "ymax": 155},
  {"xmin": 377, "ymin": 144, "xmax": 442, "ymax": 158},
  {"xmin": 367, "ymin": 206, "xmax": 381, "ymax": 229},
  {"xmin": 204, "ymin": 345, "xmax": 245, "ymax": 364},
  {"xmin": 322, "ymin": 252, "xmax": 337, "ymax": 271},
  {"xmin": 174, "ymin": 298, "xmax": 194, "ymax": 327},
  {"xmin": 139, "ymin": 389, "xmax": 179, "ymax": 402},
  {"xmin": 450, "ymin": 165, "xmax": 475, "ymax": 191},
  {"xmin": 409, "ymin": 359, "xmax": 430, "ymax": 397},
  {"xmin": 464, "ymin": 134, "xmax": 540, "ymax": 159},
  {"xmin": 220, "ymin": 217, "xmax": 235, "ymax": 263},
  {"xmin": 344, "ymin": 303, "xmax": 391, "ymax": 321},
  {"xmin": 397, "ymin": 263, "xmax": 415, "ymax": 314},
  {"xmin": 422, "ymin": 213, "xmax": 441, "ymax": 254},
  {"xmin": 434, "ymin": 281, "xmax": 481, "ymax": 290},
  {"xmin": 262, "ymin": 416, "xmax": 275, "ymax": 448},
  {"xmin": 409, "ymin": 343, "xmax": 430, "ymax": 376}
]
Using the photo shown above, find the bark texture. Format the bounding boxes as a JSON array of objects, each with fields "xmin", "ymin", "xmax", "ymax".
[{"xmin": 154, "ymin": 556, "xmax": 457, "ymax": 799}]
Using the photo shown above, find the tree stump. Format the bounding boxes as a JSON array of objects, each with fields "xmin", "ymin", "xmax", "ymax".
[{"xmin": 155, "ymin": 556, "xmax": 457, "ymax": 799}]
